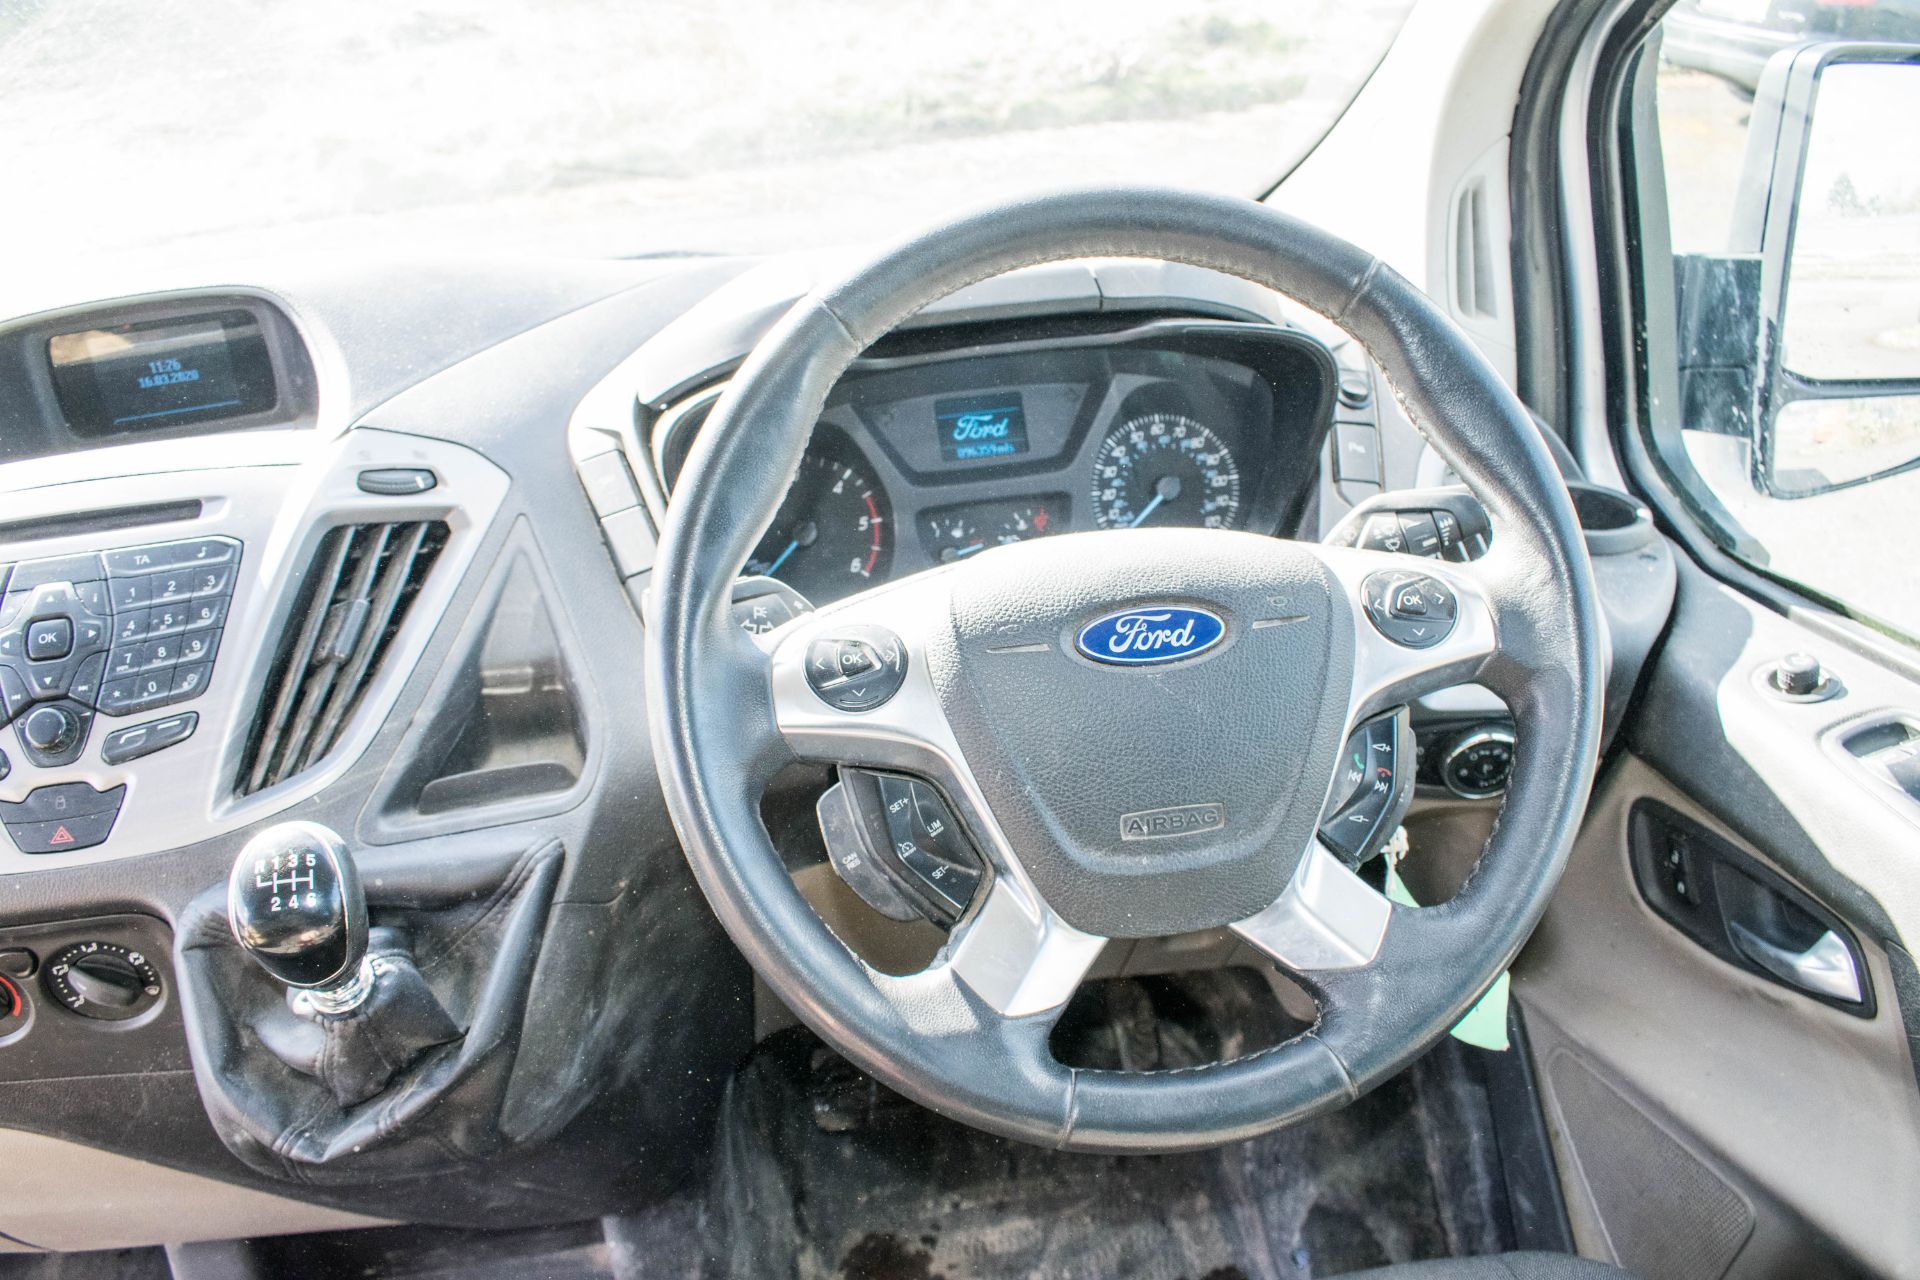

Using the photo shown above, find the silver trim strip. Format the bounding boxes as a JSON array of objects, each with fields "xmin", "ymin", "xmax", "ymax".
[{"xmin": 1230, "ymin": 840, "xmax": 1393, "ymax": 970}]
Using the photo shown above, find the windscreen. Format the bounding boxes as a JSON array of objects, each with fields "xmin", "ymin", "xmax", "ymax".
[{"xmin": 0, "ymin": 0, "xmax": 1413, "ymax": 278}]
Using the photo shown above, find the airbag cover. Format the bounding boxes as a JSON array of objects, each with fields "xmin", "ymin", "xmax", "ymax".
[{"xmin": 929, "ymin": 529, "xmax": 1352, "ymax": 936}]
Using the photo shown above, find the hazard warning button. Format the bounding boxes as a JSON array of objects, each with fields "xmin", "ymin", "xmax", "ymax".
[
  {"xmin": 1, "ymin": 782, "xmax": 125, "ymax": 854},
  {"xmin": 5, "ymin": 811, "xmax": 118, "ymax": 854}
]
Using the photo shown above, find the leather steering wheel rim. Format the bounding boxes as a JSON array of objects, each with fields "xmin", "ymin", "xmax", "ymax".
[{"xmin": 645, "ymin": 185, "xmax": 1604, "ymax": 1153}]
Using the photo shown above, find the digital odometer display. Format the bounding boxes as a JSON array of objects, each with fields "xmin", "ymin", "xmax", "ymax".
[
  {"xmin": 934, "ymin": 391, "xmax": 1029, "ymax": 463},
  {"xmin": 47, "ymin": 310, "xmax": 277, "ymax": 438}
]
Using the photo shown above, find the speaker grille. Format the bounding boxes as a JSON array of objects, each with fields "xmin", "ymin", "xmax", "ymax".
[{"xmin": 1548, "ymin": 1050, "xmax": 1752, "ymax": 1280}]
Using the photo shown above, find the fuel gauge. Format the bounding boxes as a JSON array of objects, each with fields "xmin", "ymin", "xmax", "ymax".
[{"xmin": 921, "ymin": 496, "xmax": 1066, "ymax": 563}]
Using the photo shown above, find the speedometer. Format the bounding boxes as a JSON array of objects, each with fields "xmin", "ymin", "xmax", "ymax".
[
  {"xmin": 1090, "ymin": 413, "xmax": 1242, "ymax": 530},
  {"xmin": 745, "ymin": 446, "xmax": 892, "ymax": 605}
]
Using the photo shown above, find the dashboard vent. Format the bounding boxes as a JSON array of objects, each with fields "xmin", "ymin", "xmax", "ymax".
[{"xmin": 237, "ymin": 520, "xmax": 449, "ymax": 796}]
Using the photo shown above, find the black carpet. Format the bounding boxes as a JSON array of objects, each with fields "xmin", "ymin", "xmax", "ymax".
[
  {"xmin": 0, "ymin": 975, "xmax": 1514, "ymax": 1280},
  {"xmin": 696, "ymin": 981, "xmax": 1510, "ymax": 1280}
]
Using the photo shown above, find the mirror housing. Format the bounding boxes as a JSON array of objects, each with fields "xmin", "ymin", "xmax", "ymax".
[{"xmin": 1683, "ymin": 42, "xmax": 1920, "ymax": 498}]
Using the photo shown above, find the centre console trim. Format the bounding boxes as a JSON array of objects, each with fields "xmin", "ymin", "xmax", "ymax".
[{"xmin": 0, "ymin": 429, "xmax": 510, "ymax": 874}]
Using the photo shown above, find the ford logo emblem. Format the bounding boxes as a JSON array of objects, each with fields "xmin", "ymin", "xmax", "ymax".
[{"xmin": 1074, "ymin": 605, "xmax": 1226, "ymax": 666}]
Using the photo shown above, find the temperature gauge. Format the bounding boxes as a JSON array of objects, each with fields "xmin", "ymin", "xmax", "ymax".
[{"xmin": 921, "ymin": 496, "xmax": 1066, "ymax": 563}]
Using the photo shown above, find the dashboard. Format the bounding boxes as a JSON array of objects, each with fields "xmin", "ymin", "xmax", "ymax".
[
  {"xmin": 648, "ymin": 319, "xmax": 1339, "ymax": 609},
  {"xmin": 0, "ymin": 253, "xmax": 1644, "ymax": 1244}
]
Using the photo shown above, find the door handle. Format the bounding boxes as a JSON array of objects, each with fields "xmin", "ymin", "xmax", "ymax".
[{"xmin": 1729, "ymin": 920, "xmax": 1863, "ymax": 1004}]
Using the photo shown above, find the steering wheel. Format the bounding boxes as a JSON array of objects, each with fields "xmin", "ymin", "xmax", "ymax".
[{"xmin": 645, "ymin": 187, "xmax": 1603, "ymax": 1153}]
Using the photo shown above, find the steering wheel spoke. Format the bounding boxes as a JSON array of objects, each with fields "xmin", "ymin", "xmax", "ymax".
[
  {"xmin": 768, "ymin": 572, "xmax": 1105, "ymax": 1018},
  {"xmin": 946, "ymin": 879, "xmax": 1107, "ymax": 1018},
  {"xmin": 1230, "ymin": 837, "xmax": 1394, "ymax": 972}
]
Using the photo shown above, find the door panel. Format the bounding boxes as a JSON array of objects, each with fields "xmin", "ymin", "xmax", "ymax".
[{"xmin": 1513, "ymin": 556, "xmax": 1920, "ymax": 1279}]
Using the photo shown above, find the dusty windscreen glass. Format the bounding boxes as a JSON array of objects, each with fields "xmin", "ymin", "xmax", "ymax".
[{"xmin": 0, "ymin": 0, "xmax": 1414, "ymax": 276}]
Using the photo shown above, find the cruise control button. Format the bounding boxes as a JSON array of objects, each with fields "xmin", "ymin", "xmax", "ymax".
[
  {"xmin": 26, "ymin": 618, "xmax": 73, "ymax": 662},
  {"xmin": 875, "ymin": 774, "xmax": 982, "ymax": 915}
]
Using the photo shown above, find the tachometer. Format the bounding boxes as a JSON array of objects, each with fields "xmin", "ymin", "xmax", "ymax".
[
  {"xmin": 1090, "ymin": 413, "xmax": 1242, "ymax": 530},
  {"xmin": 746, "ymin": 447, "xmax": 892, "ymax": 604}
]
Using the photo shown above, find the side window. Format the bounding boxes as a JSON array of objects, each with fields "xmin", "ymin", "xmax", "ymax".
[{"xmin": 1636, "ymin": 7, "xmax": 1920, "ymax": 641}]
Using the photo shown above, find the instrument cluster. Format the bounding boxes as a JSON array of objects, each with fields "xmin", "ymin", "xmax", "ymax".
[{"xmin": 658, "ymin": 319, "xmax": 1337, "ymax": 607}]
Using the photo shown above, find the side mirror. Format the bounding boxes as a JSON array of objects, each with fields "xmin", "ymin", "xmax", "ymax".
[{"xmin": 1735, "ymin": 43, "xmax": 1920, "ymax": 498}]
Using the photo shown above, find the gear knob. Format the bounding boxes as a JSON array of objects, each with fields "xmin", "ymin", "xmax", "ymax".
[{"xmin": 229, "ymin": 822, "xmax": 369, "ymax": 1009}]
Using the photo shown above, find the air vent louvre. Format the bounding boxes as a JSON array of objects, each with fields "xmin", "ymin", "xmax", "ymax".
[{"xmin": 237, "ymin": 520, "xmax": 449, "ymax": 796}]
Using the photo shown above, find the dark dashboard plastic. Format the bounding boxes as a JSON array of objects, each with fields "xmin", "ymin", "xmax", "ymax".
[{"xmin": 0, "ymin": 250, "xmax": 1675, "ymax": 1227}]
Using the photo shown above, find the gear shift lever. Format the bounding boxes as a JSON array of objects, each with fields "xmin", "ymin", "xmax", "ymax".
[{"xmin": 229, "ymin": 822, "xmax": 372, "ymax": 1014}]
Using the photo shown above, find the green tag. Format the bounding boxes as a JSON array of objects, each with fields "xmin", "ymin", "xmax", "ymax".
[{"xmin": 1384, "ymin": 857, "xmax": 1510, "ymax": 1052}]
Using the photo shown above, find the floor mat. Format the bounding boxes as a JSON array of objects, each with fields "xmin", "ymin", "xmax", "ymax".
[{"xmin": 702, "ymin": 1016, "xmax": 1509, "ymax": 1280}]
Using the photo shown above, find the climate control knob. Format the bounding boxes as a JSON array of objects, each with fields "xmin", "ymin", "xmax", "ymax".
[{"xmin": 42, "ymin": 941, "xmax": 163, "ymax": 1021}]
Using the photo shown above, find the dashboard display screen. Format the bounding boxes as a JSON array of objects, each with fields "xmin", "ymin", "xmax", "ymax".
[
  {"xmin": 47, "ymin": 310, "xmax": 276, "ymax": 438},
  {"xmin": 935, "ymin": 392, "xmax": 1029, "ymax": 463}
]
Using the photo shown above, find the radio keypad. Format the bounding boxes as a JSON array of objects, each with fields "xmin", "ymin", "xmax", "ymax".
[{"xmin": 0, "ymin": 538, "xmax": 241, "ymax": 755}]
